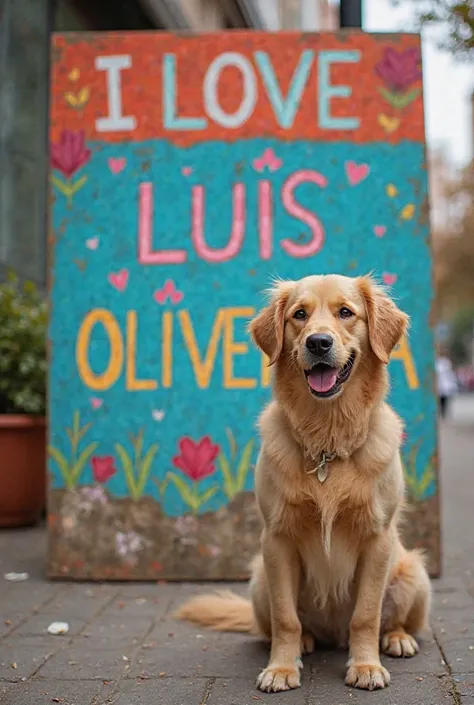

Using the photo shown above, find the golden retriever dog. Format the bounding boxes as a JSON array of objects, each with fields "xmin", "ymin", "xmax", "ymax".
[{"xmin": 176, "ymin": 274, "xmax": 431, "ymax": 692}]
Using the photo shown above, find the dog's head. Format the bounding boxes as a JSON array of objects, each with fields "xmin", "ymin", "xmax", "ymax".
[{"xmin": 249, "ymin": 274, "xmax": 408, "ymax": 401}]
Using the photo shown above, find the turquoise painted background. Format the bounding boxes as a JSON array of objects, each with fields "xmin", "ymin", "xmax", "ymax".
[{"xmin": 49, "ymin": 137, "xmax": 437, "ymax": 515}]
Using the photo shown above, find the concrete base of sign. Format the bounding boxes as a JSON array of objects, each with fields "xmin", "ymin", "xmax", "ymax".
[{"xmin": 48, "ymin": 489, "xmax": 439, "ymax": 579}]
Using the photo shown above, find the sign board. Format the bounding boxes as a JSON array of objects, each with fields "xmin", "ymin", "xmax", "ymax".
[{"xmin": 48, "ymin": 32, "xmax": 439, "ymax": 579}]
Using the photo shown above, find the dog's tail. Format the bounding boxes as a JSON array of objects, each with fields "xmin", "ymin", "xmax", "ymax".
[{"xmin": 174, "ymin": 590, "xmax": 256, "ymax": 633}]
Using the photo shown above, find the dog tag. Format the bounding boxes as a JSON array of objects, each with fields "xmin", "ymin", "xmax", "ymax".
[{"xmin": 317, "ymin": 462, "xmax": 328, "ymax": 483}]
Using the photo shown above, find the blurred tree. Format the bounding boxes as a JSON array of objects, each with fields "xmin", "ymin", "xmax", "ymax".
[
  {"xmin": 447, "ymin": 307, "xmax": 474, "ymax": 364},
  {"xmin": 435, "ymin": 162, "xmax": 474, "ymax": 314},
  {"xmin": 392, "ymin": 0, "xmax": 473, "ymax": 58}
]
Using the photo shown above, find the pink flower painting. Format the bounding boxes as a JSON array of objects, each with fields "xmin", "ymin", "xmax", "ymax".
[
  {"xmin": 172, "ymin": 436, "xmax": 219, "ymax": 482},
  {"xmin": 50, "ymin": 129, "xmax": 91, "ymax": 206},
  {"xmin": 168, "ymin": 436, "xmax": 220, "ymax": 514},
  {"xmin": 375, "ymin": 47, "xmax": 421, "ymax": 110},
  {"xmin": 91, "ymin": 455, "xmax": 116, "ymax": 484}
]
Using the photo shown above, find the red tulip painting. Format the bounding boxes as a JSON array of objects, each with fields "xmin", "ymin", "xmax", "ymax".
[
  {"xmin": 50, "ymin": 129, "xmax": 91, "ymax": 206},
  {"xmin": 91, "ymin": 456, "xmax": 117, "ymax": 484},
  {"xmin": 375, "ymin": 48, "xmax": 421, "ymax": 110},
  {"xmin": 167, "ymin": 436, "xmax": 220, "ymax": 514}
]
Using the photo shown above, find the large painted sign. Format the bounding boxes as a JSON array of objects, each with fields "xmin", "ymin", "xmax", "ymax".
[{"xmin": 48, "ymin": 32, "xmax": 439, "ymax": 579}]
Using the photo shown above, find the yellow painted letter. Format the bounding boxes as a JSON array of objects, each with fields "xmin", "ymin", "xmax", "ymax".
[
  {"xmin": 76, "ymin": 309, "xmax": 123, "ymax": 390},
  {"xmin": 126, "ymin": 311, "xmax": 158, "ymax": 391},
  {"xmin": 162, "ymin": 311, "xmax": 173, "ymax": 388},
  {"xmin": 179, "ymin": 309, "xmax": 225, "ymax": 388},
  {"xmin": 223, "ymin": 307, "xmax": 257, "ymax": 389},
  {"xmin": 391, "ymin": 335, "xmax": 419, "ymax": 390}
]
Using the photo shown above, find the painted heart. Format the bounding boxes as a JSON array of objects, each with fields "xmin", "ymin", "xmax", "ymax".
[
  {"xmin": 152, "ymin": 409, "xmax": 165, "ymax": 422},
  {"xmin": 373, "ymin": 225, "xmax": 386, "ymax": 238},
  {"xmin": 86, "ymin": 237, "xmax": 99, "ymax": 250},
  {"xmin": 382, "ymin": 272, "xmax": 398, "ymax": 286},
  {"xmin": 181, "ymin": 166, "xmax": 193, "ymax": 176},
  {"xmin": 108, "ymin": 269, "xmax": 129, "ymax": 292},
  {"xmin": 253, "ymin": 148, "xmax": 283, "ymax": 173},
  {"xmin": 90, "ymin": 397, "xmax": 103, "ymax": 409},
  {"xmin": 378, "ymin": 113, "xmax": 400, "ymax": 134},
  {"xmin": 108, "ymin": 157, "xmax": 126, "ymax": 174},
  {"xmin": 345, "ymin": 161, "xmax": 370, "ymax": 186},
  {"xmin": 154, "ymin": 279, "xmax": 184, "ymax": 305}
]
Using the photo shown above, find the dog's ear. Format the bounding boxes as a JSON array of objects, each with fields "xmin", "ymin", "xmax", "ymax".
[
  {"xmin": 249, "ymin": 282, "xmax": 293, "ymax": 365},
  {"xmin": 358, "ymin": 276, "xmax": 409, "ymax": 364}
]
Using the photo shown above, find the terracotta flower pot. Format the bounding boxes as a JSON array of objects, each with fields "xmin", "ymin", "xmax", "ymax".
[{"xmin": 0, "ymin": 415, "xmax": 46, "ymax": 528}]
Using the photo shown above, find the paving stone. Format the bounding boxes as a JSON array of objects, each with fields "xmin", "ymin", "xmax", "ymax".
[
  {"xmin": 130, "ymin": 621, "xmax": 269, "ymax": 679},
  {"xmin": 207, "ymin": 676, "xmax": 311, "ymax": 705},
  {"xmin": 0, "ymin": 638, "xmax": 57, "ymax": 681},
  {"xmin": 36, "ymin": 646, "xmax": 130, "ymax": 681},
  {"xmin": 452, "ymin": 673, "xmax": 474, "ymax": 699},
  {"xmin": 81, "ymin": 616, "xmax": 153, "ymax": 643},
  {"xmin": 1, "ymin": 679, "xmax": 104, "ymax": 705},
  {"xmin": 438, "ymin": 639, "xmax": 474, "ymax": 674},
  {"xmin": 308, "ymin": 674, "xmax": 453, "ymax": 705},
  {"xmin": 10, "ymin": 613, "xmax": 87, "ymax": 638},
  {"xmin": 102, "ymin": 677, "xmax": 209, "ymax": 704}
]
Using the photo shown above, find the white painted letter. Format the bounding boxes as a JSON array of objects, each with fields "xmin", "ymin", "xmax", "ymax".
[
  {"xmin": 95, "ymin": 55, "xmax": 137, "ymax": 132},
  {"xmin": 204, "ymin": 52, "xmax": 257, "ymax": 129}
]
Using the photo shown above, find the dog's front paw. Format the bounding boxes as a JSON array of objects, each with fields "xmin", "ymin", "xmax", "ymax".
[
  {"xmin": 257, "ymin": 663, "xmax": 302, "ymax": 692},
  {"xmin": 345, "ymin": 663, "xmax": 390, "ymax": 690},
  {"xmin": 381, "ymin": 631, "xmax": 419, "ymax": 657}
]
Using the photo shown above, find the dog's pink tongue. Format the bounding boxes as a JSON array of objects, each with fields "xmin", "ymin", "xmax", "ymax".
[{"xmin": 308, "ymin": 367, "xmax": 338, "ymax": 393}]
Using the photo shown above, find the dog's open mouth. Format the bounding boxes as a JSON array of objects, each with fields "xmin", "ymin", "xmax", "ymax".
[{"xmin": 304, "ymin": 351, "xmax": 356, "ymax": 398}]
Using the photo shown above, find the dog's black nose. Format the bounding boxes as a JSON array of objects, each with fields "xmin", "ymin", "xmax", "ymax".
[{"xmin": 306, "ymin": 333, "xmax": 333, "ymax": 356}]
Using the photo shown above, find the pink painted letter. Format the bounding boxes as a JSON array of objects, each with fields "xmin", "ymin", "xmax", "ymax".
[
  {"xmin": 281, "ymin": 170, "xmax": 326, "ymax": 258},
  {"xmin": 258, "ymin": 180, "xmax": 273, "ymax": 260},
  {"xmin": 191, "ymin": 184, "xmax": 245, "ymax": 263},
  {"xmin": 138, "ymin": 182, "xmax": 187, "ymax": 265}
]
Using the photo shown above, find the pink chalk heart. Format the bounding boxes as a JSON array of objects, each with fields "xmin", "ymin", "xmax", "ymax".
[
  {"xmin": 108, "ymin": 157, "xmax": 126, "ymax": 174},
  {"xmin": 153, "ymin": 279, "xmax": 184, "ymax": 305},
  {"xmin": 86, "ymin": 237, "xmax": 99, "ymax": 250},
  {"xmin": 90, "ymin": 397, "xmax": 103, "ymax": 409},
  {"xmin": 373, "ymin": 225, "xmax": 386, "ymax": 238},
  {"xmin": 152, "ymin": 409, "xmax": 165, "ymax": 422},
  {"xmin": 108, "ymin": 269, "xmax": 129, "ymax": 292},
  {"xmin": 345, "ymin": 161, "xmax": 370, "ymax": 186},
  {"xmin": 181, "ymin": 166, "xmax": 193, "ymax": 176},
  {"xmin": 382, "ymin": 272, "xmax": 398, "ymax": 286}
]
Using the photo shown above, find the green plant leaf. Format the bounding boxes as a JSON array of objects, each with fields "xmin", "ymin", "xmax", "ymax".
[
  {"xmin": 133, "ymin": 428, "xmax": 144, "ymax": 466},
  {"xmin": 236, "ymin": 439, "xmax": 254, "ymax": 493},
  {"xmin": 395, "ymin": 88, "xmax": 420, "ymax": 109},
  {"xmin": 167, "ymin": 472, "xmax": 198, "ymax": 511},
  {"xmin": 377, "ymin": 85, "xmax": 400, "ymax": 107},
  {"xmin": 137, "ymin": 443, "xmax": 158, "ymax": 498},
  {"xmin": 71, "ymin": 175, "xmax": 88, "ymax": 193},
  {"xmin": 48, "ymin": 445, "xmax": 70, "ymax": 486},
  {"xmin": 218, "ymin": 453, "xmax": 235, "ymax": 500},
  {"xmin": 77, "ymin": 421, "xmax": 92, "ymax": 445},
  {"xmin": 225, "ymin": 427, "xmax": 237, "ymax": 461},
  {"xmin": 71, "ymin": 441, "xmax": 98, "ymax": 486},
  {"xmin": 197, "ymin": 485, "xmax": 218, "ymax": 510},
  {"xmin": 116, "ymin": 443, "xmax": 138, "ymax": 500}
]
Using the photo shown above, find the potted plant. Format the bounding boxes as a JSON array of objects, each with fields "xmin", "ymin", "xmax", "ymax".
[{"xmin": 0, "ymin": 272, "xmax": 47, "ymax": 527}]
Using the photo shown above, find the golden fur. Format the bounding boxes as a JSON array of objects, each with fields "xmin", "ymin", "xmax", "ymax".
[{"xmin": 175, "ymin": 274, "xmax": 431, "ymax": 692}]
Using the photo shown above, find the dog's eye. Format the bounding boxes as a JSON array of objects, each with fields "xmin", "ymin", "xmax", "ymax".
[
  {"xmin": 339, "ymin": 307, "xmax": 354, "ymax": 319},
  {"xmin": 293, "ymin": 309, "xmax": 307, "ymax": 321}
]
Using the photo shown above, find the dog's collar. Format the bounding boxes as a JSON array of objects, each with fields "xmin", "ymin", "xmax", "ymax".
[{"xmin": 304, "ymin": 450, "xmax": 337, "ymax": 483}]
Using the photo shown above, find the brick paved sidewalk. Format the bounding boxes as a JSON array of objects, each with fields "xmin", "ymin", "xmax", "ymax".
[{"xmin": 1, "ymin": 412, "xmax": 474, "ymax": 705}]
